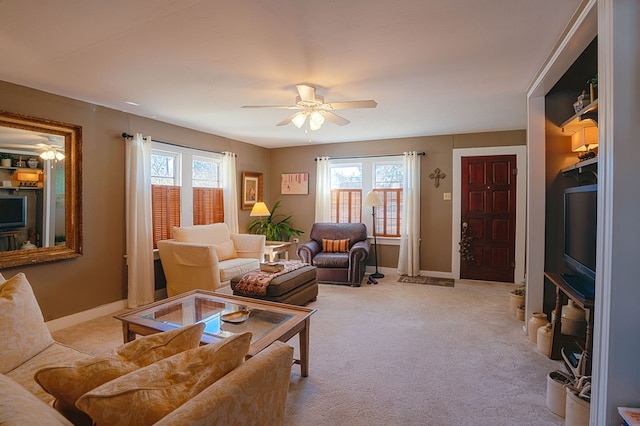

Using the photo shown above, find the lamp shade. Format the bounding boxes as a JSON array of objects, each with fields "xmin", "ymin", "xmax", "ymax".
[
  {"xmin": 250, "ymin": 201, "xmax": 271, "ymax": 217},
  {"xmin": 364, "ymin": 190, "xmax": 382, "ymax": 207},
  {"xmin": 571, "ymin": 126, "xmax": 598, "ymax": 152}
]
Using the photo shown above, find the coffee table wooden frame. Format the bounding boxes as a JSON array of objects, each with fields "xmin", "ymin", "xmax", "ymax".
[{"xmin": 115, "ymin": 290, "xmax": 316, "ymax": 377}]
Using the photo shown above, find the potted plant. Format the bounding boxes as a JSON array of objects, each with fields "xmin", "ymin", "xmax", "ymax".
[
  {"xmin": 0, "ymin": 153, "xmax": 12, "ymax": 167},
  {"xmin": 509, "ymin": 285, "xmax": 525, "ymax": 317},
  {"xmin": 248, "ymin": 200, "xmax": 304, "ymax": 242}
]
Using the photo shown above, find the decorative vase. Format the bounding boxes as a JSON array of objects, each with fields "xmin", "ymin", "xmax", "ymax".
[
  {"xmin": 27, "ymin": 157, "xmax": 38, "ymax": 168},
  {"xmin": 565, "ymin": 388, "xmax": 590, "ymax": 426},
  {"xmin": 546, "ymin": 371, "xmax": 571, "ymax": 418},
  {"xmin": 562, "ymin": 300, "xmax": 587, "ymax": 336},
  {"xmin": 0, "ymin": 158, "xmax": 10, "ymax": 167},
  {"xmin": 516, "ymin": 305, "xmax": 525, "ymax": 321},
  {"xmin": 528, "ymin": 313, "xmax": 549, "ymax": 343},
  {"xmin": 537, "ymin": 324, "xmax": 552, "ymax": 356},
  {"xmin": 509, "ymin": 292, "xmax": 525, "ymax": 316}
]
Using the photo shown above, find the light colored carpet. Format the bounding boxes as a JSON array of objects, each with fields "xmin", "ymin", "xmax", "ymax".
[{"xmin": 53, "ymin": 274, "xmax": 565, "ymax": 426}]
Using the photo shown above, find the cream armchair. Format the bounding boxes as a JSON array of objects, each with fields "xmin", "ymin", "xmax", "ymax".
[{"xmin": 158, "ymin": 223, "xmax": 265, "ymax": 296}]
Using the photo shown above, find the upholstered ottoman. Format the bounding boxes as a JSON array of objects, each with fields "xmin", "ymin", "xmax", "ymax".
[{"xmin": 231, "ymin": 264, "xmax": 318, "ymax": 306}]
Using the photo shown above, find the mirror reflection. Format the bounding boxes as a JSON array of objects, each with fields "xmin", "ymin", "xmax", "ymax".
[
  {"xmin": 0, "ymin": 111, "xmax": 82, "ymax": 268},
  {"xmin": 0, "ymin": 127, "xmax": 65, "ymax": 251}
]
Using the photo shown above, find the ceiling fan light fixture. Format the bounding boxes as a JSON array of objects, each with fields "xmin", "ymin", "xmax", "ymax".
[
  {"xmin": 309, "ymin": 110, "xmax": 325, "ymax": 131},
  {"xmin": 291, "ymin": 112, "xmax": 307, "ymax": 128},
  {"xmin": 40, "ymin": 150, "xmax": 54, "ymax": 160},
  {"xmin": 39, "ymin": 146, "xmax": 64, "ymax": 161}
]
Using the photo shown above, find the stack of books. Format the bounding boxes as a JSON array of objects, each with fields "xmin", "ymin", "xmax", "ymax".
[{"xmin": 260, "ymin": 262, "xmax": 284, "ymax": 273}]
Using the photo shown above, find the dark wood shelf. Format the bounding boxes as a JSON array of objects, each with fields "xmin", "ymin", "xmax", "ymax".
[{"xmin": 561, "ymin": 99, "xmax": 598, "ymax": 134}]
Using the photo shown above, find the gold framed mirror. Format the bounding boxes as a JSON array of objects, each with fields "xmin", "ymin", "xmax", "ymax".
[{"xmin": 0, "ymin": 111, "xmax": 82, "ymax": 268}]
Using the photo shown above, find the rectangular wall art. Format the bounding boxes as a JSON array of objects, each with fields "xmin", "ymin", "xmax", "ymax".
[
  {"xmin": 281, "ymin": 173, "xmax": 309, "ymax": 195},
  {"xmin": 241, "ymin": 171, "xmax": 263, "ymax": 210}
]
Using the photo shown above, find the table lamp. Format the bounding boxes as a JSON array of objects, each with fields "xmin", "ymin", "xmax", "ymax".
[{"xmin": 250, "ymin": 202, "xmax": 271, "ymax": 234}]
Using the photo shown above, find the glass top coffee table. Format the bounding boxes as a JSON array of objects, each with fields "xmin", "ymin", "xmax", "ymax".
[{"xmin": 115, "ymin": 290, "xmax": 316, "ymax": 376}]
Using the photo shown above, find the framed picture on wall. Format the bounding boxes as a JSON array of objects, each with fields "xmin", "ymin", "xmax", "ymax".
[
  {"xmin": 241, "ymin": 171, "xmax": 263, "ymax": 210},
  {"xmin": 281, "ymin": 172, "xmax": 309, "ymax": 195}
]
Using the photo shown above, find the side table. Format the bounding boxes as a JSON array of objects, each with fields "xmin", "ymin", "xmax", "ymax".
[{"xmin": 264, "ymin": 241, "xmax": 292, "ymax": 262}]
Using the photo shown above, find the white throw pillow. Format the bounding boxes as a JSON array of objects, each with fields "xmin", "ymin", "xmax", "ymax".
[{"xmin": 0, "ymin": 273, "xmax": 54, "ymax": 374}]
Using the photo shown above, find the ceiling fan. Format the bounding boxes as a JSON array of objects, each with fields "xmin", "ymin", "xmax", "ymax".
[{"xmin": 242, "ymin": 84, "xmax": 377, "ymax": 131}]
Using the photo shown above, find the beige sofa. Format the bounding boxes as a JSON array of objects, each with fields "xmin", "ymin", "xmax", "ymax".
[
  {"xmin": 0, "ymin": 272, "xmax": 293, "ymax": 425},
  {"xmin": 158, "ymin": 223, "xmax": 265, "ymax": 296}
]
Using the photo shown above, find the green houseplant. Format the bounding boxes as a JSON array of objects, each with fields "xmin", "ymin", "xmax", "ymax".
[
  {"xmin": 0, "ymin": 152, "xmax": 12, "ymax": 167},
  {"xmin": 248, "ymin": 200, "xmax": 304, "ymax": 242}
]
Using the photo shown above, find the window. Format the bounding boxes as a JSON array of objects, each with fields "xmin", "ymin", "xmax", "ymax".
[
  {"xmin": 192, "ymin": 156, "xmax": 223, "ymax": 225},
  {"xmin": 151, "ymin": 144, "xmax": 223, "ymax": 248},
  {"xmin": 330, "ymin": 164, "xmax": 362, "ymax": 223},
  {"xmin": 327, "ymin": 158, "xmax": 403, "ymax": 238},
  {"xmin": 373, "ymin": 163, "xmax": 403, "ymax": 237}
]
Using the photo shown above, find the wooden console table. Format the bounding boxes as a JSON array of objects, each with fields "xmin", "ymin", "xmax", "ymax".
[{"xmin": 544, "ymin": 272, "xmax": 594, "ymax": 376}]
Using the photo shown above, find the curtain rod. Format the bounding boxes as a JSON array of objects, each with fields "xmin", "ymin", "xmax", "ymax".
[
  {"xmin": 314, "ymin": 152, "xmax": 425, "ymax": 161},
  {"xmin": 121, "ymin": 133, "xmax": 235, "ymax": 156}
]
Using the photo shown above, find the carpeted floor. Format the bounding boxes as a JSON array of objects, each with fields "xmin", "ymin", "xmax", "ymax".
[
  {"xmin": 53, "ymin": 274, "xmax": 565, "ymax": 425},
  {"xmin": 398, "ymin": 274, "xmax": 455, "ymax": 287}
]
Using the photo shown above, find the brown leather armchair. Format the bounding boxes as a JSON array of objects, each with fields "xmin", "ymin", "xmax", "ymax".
[{"xmin": 296, "ymin": 223, "xmax": 371, "ymax": 286}]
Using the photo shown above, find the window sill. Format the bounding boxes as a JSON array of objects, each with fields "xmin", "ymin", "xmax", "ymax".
[{"xmin": 368, "ymin": 236, "xmax": 400, "ymax": 246}]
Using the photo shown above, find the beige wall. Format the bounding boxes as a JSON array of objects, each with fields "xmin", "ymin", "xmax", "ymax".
[
  {"xmin": 268, "ymin": 131, "xmax": 526, "ymax": 273},
  {"xmin": 1, "ymin": 79, "xmax": 525, "ymax": 320},
  {"xmin": 0, "ymin": 80, "xmax": 268, "ymax": 320}
]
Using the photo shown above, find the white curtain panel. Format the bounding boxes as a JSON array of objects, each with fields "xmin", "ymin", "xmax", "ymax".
[
  {"xmin": 222, "ymin": 151, "xmax": 239, "ymax": 233},
  {"xmin": 315, "ymin": 157, "xmax": 331, "ymax": 222},
  {"xmin": 397, "ymin": 151, "xmax": 421, "ymax": 276},
  {"xmin": 125, "ymin": 134, "xmax": 155, "ymax": 308}
]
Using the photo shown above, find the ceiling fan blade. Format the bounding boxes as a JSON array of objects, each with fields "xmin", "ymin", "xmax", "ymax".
[
  {"xmin": 296, "ymin": 84, "xmax": 316, "ymax": 103},
  {"xmin": 326, "ymin": 100, "xmax": 377, "ymax": 110},
  {"xmin": 241, "ymin": 105, "xmax": 299, "ymax": 109},
  {"xmin": 276, "ymin": 113, "xmax": 300, "ymax": 126},
  {"xmin": 323, "ymin": 111, "xmax": 350, "ymax": 126}
]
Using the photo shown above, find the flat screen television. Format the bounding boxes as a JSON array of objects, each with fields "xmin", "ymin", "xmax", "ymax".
[
  {"xmin": 0, "ymin": 195, "xmax": 27, "ymax": 230},
  {"xmin": 563, "ymin": 184, "xmax": 597, "ymax": 292}
]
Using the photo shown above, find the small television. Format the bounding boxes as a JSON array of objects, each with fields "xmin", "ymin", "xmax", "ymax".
[
  {"xmin": 0, "ymin": 195, "xmax": 27, "ymax": 230},
  {"xmin": 563, "ymin": 184, "xmax": 597, "ymax": 290}
]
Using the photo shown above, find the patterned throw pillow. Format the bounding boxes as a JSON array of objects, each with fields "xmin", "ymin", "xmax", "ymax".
[
  {"xmin": 76, "ymin": 332, "xmax": 252, "ymax": 425},
  {"xmin": 0, "ymin": 273, "xmax": 54, "ymax": 374},
  {"xmin": 214, "ymin": 239, "xmax": 238, "ymax": 261},
  {"xmin": 35, "ymin": 322, "xmax": 205, "ymax": 423},
  {"xmin": 322, "ymin": 238, "xmax": 351, "ymax": 253},
  {"xmin": 0, "ymin": 374, "xmax": 72, "ymax": 425}
]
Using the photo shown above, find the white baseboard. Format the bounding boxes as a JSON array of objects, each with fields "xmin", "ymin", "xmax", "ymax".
[
  {"xmin": 46, "ymin": 299, "xmax": 128, "ymax": 332},
  {"xmin": 46, "ymin": 289, "xmax": 171, "ymax": 332}
]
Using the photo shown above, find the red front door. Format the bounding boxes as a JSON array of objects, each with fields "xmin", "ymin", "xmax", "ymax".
[{"xmin": 460, "ymin": 155, "xmax": 517, "ymax": 283}]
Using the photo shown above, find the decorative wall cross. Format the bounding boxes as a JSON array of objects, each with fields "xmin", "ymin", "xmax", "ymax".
[{"xmin": 429, "ymin": 168, "xmax": 446, "ymax": 188}]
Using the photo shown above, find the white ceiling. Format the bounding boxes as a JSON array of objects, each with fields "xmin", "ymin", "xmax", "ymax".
[{"xmin": 0, "ymin": 0, "xmax": 581, "ymax": 148}]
